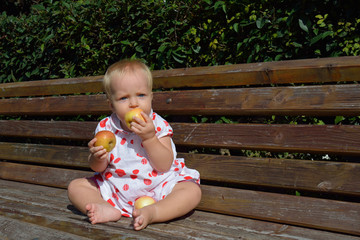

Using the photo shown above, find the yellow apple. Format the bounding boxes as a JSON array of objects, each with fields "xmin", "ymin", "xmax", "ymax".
[
  {"xmin": 134, "ymin": 196, "xmax": 156, "ymax": 209},
  {"xmin": 94, "ymin": 130, "xmax": 116, "ymax": 152},
  {"xmin": 125, "ymin": 108, "xmax": 145, "ymax": 129}
]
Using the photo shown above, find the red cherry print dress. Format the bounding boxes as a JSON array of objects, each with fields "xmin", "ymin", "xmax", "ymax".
[{"xmin": 92, "ymin": 110, "xmax": 200, "ymax": 217}]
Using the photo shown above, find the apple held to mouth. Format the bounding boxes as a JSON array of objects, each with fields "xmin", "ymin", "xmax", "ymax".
[
  {"xmin": 125, "ymin": 108, "xmax": 145, "ymax": 129},
  {"xmin": 134, "ymin": 196, "xmax": 156, "ymax": 209},
  {"xmin": 94, "ymin": 130, "xmax": 116, "ymax": 152}
]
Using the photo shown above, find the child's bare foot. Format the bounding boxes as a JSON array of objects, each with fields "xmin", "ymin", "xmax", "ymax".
[
  {"xmin": 132, "ymin": 205, "xmax": 156, "ymax": 231},
  {"xmin": 86, "ymin": 203, "xmax": 122, "ymax": 224}
]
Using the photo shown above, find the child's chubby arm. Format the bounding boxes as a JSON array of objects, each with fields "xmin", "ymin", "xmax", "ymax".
[
  {"xmin": 131, "ymin": 112, "xmax": 173, "ymax": 173},
  {"xmin": 88, "ymin": 138, "xmax": 109, "ymax": 172}
]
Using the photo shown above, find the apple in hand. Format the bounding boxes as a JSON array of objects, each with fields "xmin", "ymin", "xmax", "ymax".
[
  {"xmin": 125, "ymin": 108, "xmax": 145, "ymax": 129},
  {"xmin": 94, "ymin": 130, "xmax": 116, "ymax": 152},
  {"xmin": 134, "ymin": 196, "xmax": 156, "ymax": 209}
]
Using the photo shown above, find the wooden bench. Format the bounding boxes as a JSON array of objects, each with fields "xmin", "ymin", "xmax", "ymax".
[{"xmin": 1, "ymin": 56, "xmax": 360, "ymax": 239}]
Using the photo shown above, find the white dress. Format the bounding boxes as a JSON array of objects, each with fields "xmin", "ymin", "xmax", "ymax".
[{"xmin": 92, "ymin": 110, "xmax": 200, "ymax": 217}]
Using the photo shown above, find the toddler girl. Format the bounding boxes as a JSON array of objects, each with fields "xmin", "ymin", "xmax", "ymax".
[{"xmin": 67, "ymin": 59, "xmax": 201, "ymax": 231}]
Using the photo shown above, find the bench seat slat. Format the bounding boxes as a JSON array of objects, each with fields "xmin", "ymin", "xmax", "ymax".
[
  {"xmin": 1, "ymin": 142, "xmax": 360, "ymax": 195},
  {"xmin": 1, "ymin": 163, "xmax": 359, "ymax": 235},
  {"xmin": 1, "ymin": 84, "xmax": 359, "ymax": 116},
  {"xmin": 0, "ymin": 56, "xmax": 359, "ymax": 98},
  {"xmin": 0, "ymin": 217, "xmax": 91, "ymax": 240},
  {"xmin": 0, "ymin": 193, "xmax": 178, "ymax": 239},
  {"xmin": 4, "ymin": 180, "xmax": 353, "ymax": 240},
  {"xmin": 1, "ymin": 120, "xmax": 360, "ymax": 155}
]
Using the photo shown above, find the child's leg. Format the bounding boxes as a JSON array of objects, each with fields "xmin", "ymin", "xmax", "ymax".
[
  {"xmin": 67, "ymin": 178, "xmax": 122, "ymax": 224},
  {"xmin": 132, "ymin": 181, "xmax": 201, "ymax": 231}
]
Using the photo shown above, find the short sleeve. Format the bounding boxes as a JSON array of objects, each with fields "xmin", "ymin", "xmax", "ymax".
[
  {"xmin": 95, "ymin": 116, "xmax": 112, "ymax": 134},
  {"xmin": 152, "ymin": 112, "xmax": 173, "ymax": 139}
]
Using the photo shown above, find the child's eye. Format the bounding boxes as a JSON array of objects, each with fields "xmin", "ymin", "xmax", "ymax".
[
  {"xmin": 138, "ymin": 94, "xmax": 145, "ymax": 97},
  {"xmin": 119, "ymin": 97, "xmax": 127, "ymax": 101}
]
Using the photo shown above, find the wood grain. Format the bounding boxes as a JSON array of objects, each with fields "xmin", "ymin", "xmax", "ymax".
[
  {"xmin": 172, "ymin": 123, "xmax": 360, "ymax": 155},
  {"xmin": 153, "ymin": 84, "xmax": 360, "ymax": 116},
  {"xmin": 1, "ymin": 142, "xmax": 359, "ymax": 195},
  {"xmin": 1, "ymin": 120, "xmax": 360, "ymax": 155},
  {"xmin": 200, "ymin": 184, "xmax": 360, "ymax": 236},
  {"xmin": 152, "ymin": 56, "xmax": 360, "ymax": 89},
  {"xmin": 1, "ymin": 84, "xmax": 359, "ymax": 116},
  {"xmin": 1, "ymin": 165, "xmax": 359, "ymax": 235},
  {"xmin": 0, "ymin": 56, "xmax": 359, "ymax": 97},
  {"xmin": 4, "ymin": 180, "xmax": 352, "ymax": 240},
  {"xmin": 0, "ymin": 217, "xmax": 91, "ymax": 240}
]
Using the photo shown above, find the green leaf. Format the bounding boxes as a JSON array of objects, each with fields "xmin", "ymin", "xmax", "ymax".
[
  {"xmin": 172, "ymin": 55, "xmax": 184, "ymax": 64},
  {"xmin": 32, "ymin": 4, "xmax": 46, "ymax": 11},
  {"xmin": 292, "ymin": 42, "xmax": 302, "ymax": 47},
  {"xmin": 256, "ymin": 18, "xmax": 265, "ymax": 29},
  {"xmin": 191, "ymin": 45, "xmax": 201, "ymax": 53},
  {"xmin": 298, "ymin": 19, "xmax": 308, "ymax": 33},
  {"xmin": 158, "ymin": 44, "xmax": 167, "ymax": 53},
  {"xmin": 335, "ymin": 116, "xmax": 345, "ymax": 124},
  {"xmin": 120, "ymin": 40, "xmax": 131, "ymax": 45},
  {"xmin": 214, "ymin": 1, "xmax": 224, "ymax": 11},
  {"xmin": 233, "ymin": 23, "xmax": 239, "ymax": 33}
]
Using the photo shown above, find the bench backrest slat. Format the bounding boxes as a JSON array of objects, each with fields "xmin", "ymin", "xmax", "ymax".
[
  {"xmin": 1, "ymin": 84, "xmax": 359, "ymax": 116},
  {"xmin": 1, "ymin": 120, "xmax": 359, "ymax": 155},
  {"xmin": 0, "ymin": 56, "xmax": 359, "ymax": 98},
  {"xmin": 1, "ymin": 142, "xmax": 359, "ymax": 196}
]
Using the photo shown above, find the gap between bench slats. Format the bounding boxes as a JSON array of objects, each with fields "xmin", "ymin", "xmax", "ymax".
[
  {"xmin": 0, "ymin": 142, "xmax": 359, "ymax": 195},
  {"xmin": 1, "ymin": 120, "xmax": 360, "ymax": 155},
  {"xmin": 1, "ymin": 84, "xmax": 359, "ymax": 116},
  {"xmin": 0, "ymin": 162, "xmax": 359, "ymax": 236},
  {"xmin": 0, "ymin": 56, "xmax": 359, "ymax": 97}
]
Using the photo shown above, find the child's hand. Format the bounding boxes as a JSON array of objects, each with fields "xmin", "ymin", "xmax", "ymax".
[
  {"xmin": 88, "ymin": 138, "xmax": 109, "ymax": 164},
  {"xmin": 130, "ymin": 112, "xmax": 156, "ymax": 141}
]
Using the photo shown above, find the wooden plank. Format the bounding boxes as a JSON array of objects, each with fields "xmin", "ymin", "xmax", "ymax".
[
  {"xmin": 0, "ymin": 76, "xmax": 104, "ymax": 98},
  {"xmin": 0, "ymin": 94, "xmax": 111, "ymax": 116},
  {"xmin": 0, "ymin": 56, "xmax": 359, "ymax": 97},
  {"xmin": 153, "ymin": 84, "xmax": 360, "ymax": 116},
  {"xmin": 0, "ymin": 162, "xmax": 93, "ymax": 188},
  {"xmin": 0, "ymin": 142, "xmax": 90, "ymax": 168},
  {"xmin": 1, "ymin": 84, "xmax": 359, "ymax": 116},
  {"xmin": 184, "ymin": 153, "xmax": 360, "ymax": 196},
  {"xmin": 172, "ymin": 123, "xmax": 360, "ymax": 155},
  {"xmin": 200, "ymin": 185, "xmax": 360, "ymax": 236},
  {"xmin": 152, "ymin": 56, "xmax": 360, "ymax": 88},
  {"xmin": 0, "ymin": 180, "xmax": 241, "ymax": 240},
  {"xmin": 0, "ymin": 205, "xmax": 179, "ymax": 240},
  {"xmin": 0, "ymin": 120, "xmax": 97, "ymax": 140},
  {"xmin": 2, "ymin": 179, "xmax": 358, "ymax": 240},
  {"xmin": 1, "ymin": 120, "xmax": 360, "ymax": 155},
  {"xmin": 1, "ymin": 143, "xmax": 360, "ymax": 195},
  {"xmin": 0, "ymin": 217, "xmax": 91, "ymax": 240},
  {"xmin": 1, "ymin": 165, "xmax": 359, "ymax": 236}
]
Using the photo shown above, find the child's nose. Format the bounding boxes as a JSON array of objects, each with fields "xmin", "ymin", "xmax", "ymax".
[{"xmin": 129, "ymin": 97, "xmax": 138, "ymax": 107}]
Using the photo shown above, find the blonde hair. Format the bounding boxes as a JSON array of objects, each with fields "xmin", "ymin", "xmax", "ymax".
[{"xmin": 103, "ymin": 59, "xmax": 153, "ymax": 100}]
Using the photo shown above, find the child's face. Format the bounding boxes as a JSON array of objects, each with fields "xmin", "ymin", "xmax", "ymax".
[{"xmin": 109, "ymin": 70, "xmax": 153, "ymax": 131}]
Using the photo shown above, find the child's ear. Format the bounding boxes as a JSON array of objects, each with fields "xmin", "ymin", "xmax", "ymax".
[{"xmin": 108, "ymin": 99, "xmax": 114, "ymax": 111}]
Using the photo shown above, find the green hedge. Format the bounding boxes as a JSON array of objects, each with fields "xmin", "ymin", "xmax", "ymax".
[{"xmin": 1, "ymin": 0, "xmax": 359, "ymax": 83}]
